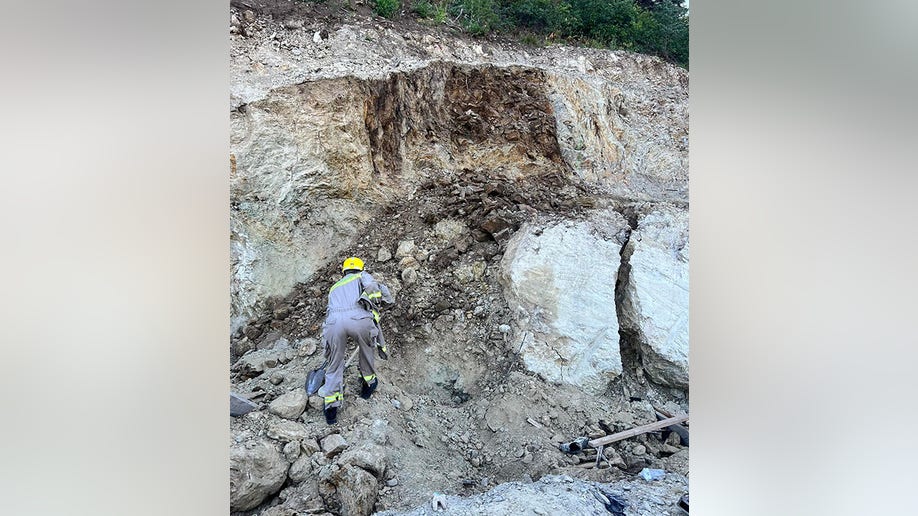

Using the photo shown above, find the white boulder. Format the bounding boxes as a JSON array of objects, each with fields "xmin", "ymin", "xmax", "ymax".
[
  {"xmin": 500, "ymin": 209, "xmax": 630, "ymax": 394},
  {"xmin": 620, "ymin": 206, "xmax": 689, "ymax": 388}
]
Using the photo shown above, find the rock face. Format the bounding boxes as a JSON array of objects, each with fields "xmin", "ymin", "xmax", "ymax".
[
  {"xmin": 500, "ymin": 209, "xmax": 631, "ymax": 394},
  {"xmin": 620, "ymin": 207, "xmax": 689, "ymax": 388},
  {"xmin": 230, "ymin": 439, "xmax": 289, "ymax": 511},
  {"xmin": 230, "ymin": 28, "xmax": 688, "ymax": 331}
]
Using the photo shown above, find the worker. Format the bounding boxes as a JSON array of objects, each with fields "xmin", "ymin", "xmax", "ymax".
[{"xmin": 318, "ymin": 256, "xmax": 394, "ymax": 425}]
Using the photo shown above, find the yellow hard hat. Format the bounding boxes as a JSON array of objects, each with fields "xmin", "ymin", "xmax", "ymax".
[{"xmin": 342, "ymin": 257, "xmax": 364, "ymax": 272}]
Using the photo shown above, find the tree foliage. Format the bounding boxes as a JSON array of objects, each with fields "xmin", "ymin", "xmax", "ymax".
[
  {"xmin": 410, "ymin": 0, "xmax": 688, "ymax": 67},
  {"xmin": 375, "ymin": 0, "xmax": 400, "ymax": 18}
]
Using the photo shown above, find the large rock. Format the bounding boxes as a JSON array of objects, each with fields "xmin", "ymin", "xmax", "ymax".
[
  {"xmin": 336, "ymin": 466, "xmax": 379, "ymax": 516},
  {"xmin": 500, "ymin": 209, "xmax": 630, "ymax": 394},
  {"xmin": 338, "ymin": 443, "xmax": 387, "ymax": 479},
  {"xmin": 321, "ymin": 433, "xmax": 348, "ymax": 458},
  {"xmin": 268, "ymin": 389, "xmax": 309, "ymax": 420},
  {"xmin": 620, "ymin": 207, "xmax": 689, "ymax": 388},
  {"xmin": 267, "ymin": 420, "xmax": 310, "ymax": 442},
  {"xmin": 230, "ymin": 439, "xmax": 289, "ymax": 511}
]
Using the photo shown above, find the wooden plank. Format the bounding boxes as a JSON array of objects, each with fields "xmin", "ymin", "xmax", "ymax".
[
  {"xmin": 652, "ymin": 405, "xmax": 674, "ymax": 419},
  {"xmin": 587, "ymin": 414, "xmax": 689, "ymax": 448}
]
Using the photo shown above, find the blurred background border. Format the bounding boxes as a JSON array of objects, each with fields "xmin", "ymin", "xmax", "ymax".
[{"xmin": 0, "ymin": 0, "xmax": 916, "ymax": 514}]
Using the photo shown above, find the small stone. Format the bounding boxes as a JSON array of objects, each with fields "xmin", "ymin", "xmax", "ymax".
[
  {"xmin": 244, "ymin": 325, "xmax": 263, "ymax": 340},
  {"xmin": 401, "ymin": 268, "xmax": 418, "ymax": 285},
  {"xmin": 399, "ymin": 255, "xmax": 419, "ymax": 269},
  {"xmin": 243, "ymin": 10, "xmax": 256, "ymax": 23},
  {"xmin": 288, "ymin": 454, "xmax": 312, "ymax": 483},
  {"xmin": 313, "ymin": 31, "xmax": 322, "ymax": 44},
  {"xmin": 230, "ymin": 14, "xmax": 241, "ymax": 27},
  {"xmin": 307, "ymin": 395, "xmax": 324, "ymax": 412},
  {"xmin": 498, "ymin": 324, "xmax": 511, "ymax": 334},
  {"xmin": 378, "ymin": 247, "xmax": 392, "ymax": 262},
  {"xmin": 661, "ymin": 444, "xmax": 681, "ymax": 454},
  {"xmin": 283, "ymin": 19, "xmax": 303, "ymax": 30},
  {"xmin": 283, "ymin": 440, "xmax": 301, "ymax": 462},
  {"xmin": 396, "ymin": 240, "xmax": 416, "ymax": 258},
  {"xmin": 369, "ymin": 419, "xmax": 390, "ymax": 445},
  {"xmin": 633, "ymin": 444, "xmax": 646, "ymax": 456},
  {"xmin": 386, "ymin": 477, "xmax": 398, "ymax": 487},
  {"xmin": 665, "ymin": 431, "xmax": 682, "ymax": 447},
  {"xmin": 401, "ymin": 397, "xmax": 414, "ymax": 411},
  {"xmin": 391, "ymin": 399, "xmax": 402, "ymax": 409},
  {"xmin": 301, "ymin": 438, "xmax": 321, "ymax": 455},
  {"xmin": 269, "ymin": 373, "xmax": 283, "ymax": 385},
  {"xmin": 321, "ymin": 433, "xmax": 348, "ymax": 458}
]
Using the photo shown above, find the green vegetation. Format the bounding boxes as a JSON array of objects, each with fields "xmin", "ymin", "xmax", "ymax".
[
  {"xmin": 375, "ymin": 0, "xmax": 401, "ymax": 18},
  {"xmin": 408, "ymin": 0, "xmax": 688, "ymax": 67},
  {"xmin": 413, "ymin": 0, "xmax": 448, "ymax": 22}
]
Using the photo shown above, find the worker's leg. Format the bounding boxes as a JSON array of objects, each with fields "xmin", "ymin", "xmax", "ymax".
[
  {"xmin": 344, "ymin": 315, "xmax": 379, "ymax": 399},
  {"xmin": 352, "ymin": 317, "xmax": 377, "ymax": 384},
  {"xmin": 375, "ymin": 321, "xmax": 388, "ymax": 358},
  {"xmin": 318, "ymin": 320, "xmax": 347, "ymax": 409}
]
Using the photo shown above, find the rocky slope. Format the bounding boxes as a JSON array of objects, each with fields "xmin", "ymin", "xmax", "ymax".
[{"xmin": 230, "ymin": 2, "xmax": 688, "ymax": 515}]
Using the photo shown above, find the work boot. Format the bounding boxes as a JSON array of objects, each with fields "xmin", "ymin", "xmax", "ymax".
[
  {"xmin": 360, "ymin": 378, "xmax": 378, "ymax": 400},
  {"xmin": 324, "ymin": 405, "xmax": 338, "ymax": 425}
]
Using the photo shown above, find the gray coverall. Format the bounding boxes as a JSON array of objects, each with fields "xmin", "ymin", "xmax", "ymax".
[{"xmin": 318, "ymin": 271, "xmax": 393, "ymax": 408}]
